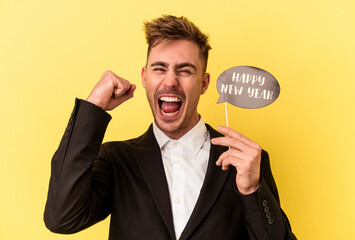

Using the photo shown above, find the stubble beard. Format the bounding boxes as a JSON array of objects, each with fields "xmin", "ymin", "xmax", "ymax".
[{"xmin": 153, "ymin": 106, "xmax": 200, "ymax": 139}]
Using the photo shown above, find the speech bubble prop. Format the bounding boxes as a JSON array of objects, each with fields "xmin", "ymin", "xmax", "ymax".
[{"xmin": 217, "ymin": 66, "xmax": 280, "ymax": 109}]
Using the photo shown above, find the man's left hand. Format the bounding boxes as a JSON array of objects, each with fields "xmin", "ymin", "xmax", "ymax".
[{"xmin": 211, "ymin": 126, "xmax": 262, "ymax": 195}]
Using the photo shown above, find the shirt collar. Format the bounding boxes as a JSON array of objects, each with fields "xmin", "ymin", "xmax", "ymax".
[{"xmin": 153, "ymin": 117, "xmax": 209, "ymax": 157}]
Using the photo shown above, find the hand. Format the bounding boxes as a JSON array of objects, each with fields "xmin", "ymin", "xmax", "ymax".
[
  {"xmin": 87, "ymin": 70, "xmax": 136, "ymax": 111},
  {"xmin": 211, "ymin": 126, "xmax": 262, "ymax": 195}
]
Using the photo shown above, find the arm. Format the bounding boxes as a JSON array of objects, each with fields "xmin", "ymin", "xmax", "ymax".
[
  {"xmin": 211, "ymin": 127, "xmax": 297, "ymax": 240},
  {"xmin": 238, "ymin": 151, "xmax": 297, "ymax": 240},
  {"xmin": 44, "ymin": 99, "xmax": 112, "ymax": 233},
  {"xmin": 44, "ymin": 71, "xmax": 136, "ymax": 233}
]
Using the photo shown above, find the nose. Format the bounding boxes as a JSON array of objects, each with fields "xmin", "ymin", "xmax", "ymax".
[{"xmin": 163, "ymin": 70, "xmax": 179, "ymax": 89}]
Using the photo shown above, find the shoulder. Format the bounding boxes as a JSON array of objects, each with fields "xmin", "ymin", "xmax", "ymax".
[{"xmin": 101, "ymin": 124, "xmax": 157, "ymax": 153}]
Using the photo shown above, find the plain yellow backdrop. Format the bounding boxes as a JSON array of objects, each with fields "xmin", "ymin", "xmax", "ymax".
[{"xmin": 1, "ymin": 0, "xmax": 354, "ymax": 239}]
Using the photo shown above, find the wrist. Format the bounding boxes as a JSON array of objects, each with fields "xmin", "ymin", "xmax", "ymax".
[
  {"xmin": 237, "ymin": 182, "xmax": 261, "ymax": 195},
  {"xmin": 86, "ymin": 95, "xmax": 106, "ymax": 110}
]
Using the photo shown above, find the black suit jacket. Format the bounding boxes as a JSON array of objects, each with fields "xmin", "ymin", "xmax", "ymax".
[{"xmin": 44, "ymin": 99, "xmax": 296, "ymax": 239}]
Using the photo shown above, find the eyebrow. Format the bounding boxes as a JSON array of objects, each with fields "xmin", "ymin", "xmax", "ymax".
[
  {"xmin": 150, "ymin": 62, "xmax": 168, "ymax": 68},
  {"xmin": 174, "ymin": 63, "xmax": 196, "ymax": 71},
  {"xmin": 150, "ymin": 62, "xmax": 197, "ymax": 71}
]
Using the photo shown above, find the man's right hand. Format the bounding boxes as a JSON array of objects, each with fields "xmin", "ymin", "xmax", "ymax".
[{"xmin": 87, "ymin": 70, "xmax": 136, "ymax": 111}]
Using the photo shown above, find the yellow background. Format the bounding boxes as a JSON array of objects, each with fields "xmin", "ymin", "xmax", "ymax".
[{"xmin": 1, "ymin": 0, "xmax": 354, "ymax": 239}]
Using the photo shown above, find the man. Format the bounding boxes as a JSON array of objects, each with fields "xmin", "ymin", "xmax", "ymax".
[{"xmin": 44, "ymin": 15, "xmax": 297, "ymax": 239}]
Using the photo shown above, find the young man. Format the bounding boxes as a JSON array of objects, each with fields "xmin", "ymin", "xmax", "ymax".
[{"xmin": 44, "ymin": 15, "xmax": 296, "ymax": 239}]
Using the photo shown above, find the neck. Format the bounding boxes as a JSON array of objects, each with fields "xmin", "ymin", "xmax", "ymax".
[{"xmin": 158, "ymin": 114, "xmax": 201, "ymax": 140}]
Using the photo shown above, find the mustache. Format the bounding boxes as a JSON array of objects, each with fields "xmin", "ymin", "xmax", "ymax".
[{"xmin": 155, "ymin": 89, "xmax": 186, "ymax": 101}]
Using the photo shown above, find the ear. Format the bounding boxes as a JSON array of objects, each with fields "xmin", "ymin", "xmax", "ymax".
[
  {"xmin": 141, "ymin": 66, "xmax": 147, "ymax": 88},
  {"xmin": 201, "ymin": 73, "xmax": 210, "ymax": 95}
]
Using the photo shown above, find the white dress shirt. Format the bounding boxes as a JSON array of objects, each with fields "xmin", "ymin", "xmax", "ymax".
[{"xmin": 153, "ymin": 118, "xmax": 211, "ymax": 239}]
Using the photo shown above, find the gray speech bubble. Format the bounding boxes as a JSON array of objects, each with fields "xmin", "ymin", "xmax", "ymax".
[{"xmin": 217, "ymin": 66, "xmax": 280, "ymax": 109}]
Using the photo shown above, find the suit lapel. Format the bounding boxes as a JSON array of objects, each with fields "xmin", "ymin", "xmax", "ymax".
[
  {"xmin": 133, "ymin": 125, "xmax": 176, "ymax": 238},
  {"xmin": 179, "ymin": 125, "xmax": 231, "ymax": 240}
]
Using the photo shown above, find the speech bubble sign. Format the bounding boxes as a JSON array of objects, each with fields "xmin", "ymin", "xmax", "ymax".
[{"xmin": 217, "ymin": 66, "xmax": 280, "ymax": 109}]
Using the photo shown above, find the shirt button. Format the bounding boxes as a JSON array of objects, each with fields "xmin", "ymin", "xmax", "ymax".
[
  {"xmin": 175, "ymin": 198, "xmax": 181, "ymax": 204},
  {"xmin": 175, "ymin": 163, "xmax": 181, "ymax": 169},
  {"xmin": 172, "ymin": 142, "xmax": 178, "ymax": 147}
]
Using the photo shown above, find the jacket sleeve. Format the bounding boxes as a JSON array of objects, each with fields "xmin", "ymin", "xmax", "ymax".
[
  {"xmin": 237, "ymin": 150, "xmax": 297, "ymax": 240},
  {"xmin": 44, "ymin": 98, "xmax": 113, "ymax": 234}
]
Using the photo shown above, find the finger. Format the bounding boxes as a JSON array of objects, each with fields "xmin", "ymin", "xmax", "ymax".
[
  {"xmin": 112, "ymin": 78, "xmax": 133, "ymax": 98},
  {"xmin": 118, "ymin": 84, "xmax": 136, "ymax": 102},
  {"xmin": 211, "ymin": 136, "xmax": 254, "ymax": 153},
  {"xmin": 217, "ymin": 152, "xmax": 258, "ymax": 173},
  {"xmin": 216, "ymin": 149, "xmax": 254, "ymax": 170},
  {"xmin": 101, "ymin": 70, "xmax": 111, "ymax": 79},
  {"xmin": 126, "ymin": 84, "xmax": 136, "ymax": 98},
  {"xmin": 216, "ymin": 148, "xmax": 252, "ymax": 166},
  {"xmin": 217, "ymin": 155, "xmax": 240, "ymax": 171},
  {"xmin": 103, "ymin": 84, "xmax": 136, "ymax": 111},
  {"xmin": 217, "ymin": 126, "xmax": 260, "ymax": 149}
]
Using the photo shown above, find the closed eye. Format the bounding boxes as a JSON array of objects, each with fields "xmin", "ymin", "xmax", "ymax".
[
  {"xmin": 153, "ymin": 67, "xmax": 167, "ymax": 72},
  {"xmin": 176, "ymin": 68, "xmax": 194, "ymax": 76}
]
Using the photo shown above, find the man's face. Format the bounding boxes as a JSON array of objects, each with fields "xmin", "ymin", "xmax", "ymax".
[{"xmin": 142, "ymin": 39, "xmax": 210, "ymax": 139}]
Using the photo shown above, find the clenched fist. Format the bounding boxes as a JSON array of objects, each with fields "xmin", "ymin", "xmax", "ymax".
[{"xmin": 87, "ymin": 70, "xmax": 136, "ymax": 111}]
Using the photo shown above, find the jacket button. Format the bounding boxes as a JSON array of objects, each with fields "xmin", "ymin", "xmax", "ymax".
[
  {"xmin": 64, "ymin": 131, "xmax": 70, "ymax": 138},
  {"xmin": 266, "ymin": 212, "xmax": 272, "ymax": 219},
  {"xmin": 268, "ymin": 217, "xmax": 274, "ymax": 224},
  {"xmin": 262, "ymin": 200, "xmax": 268, "ymax": 207},
  {"xmin": 264, "ymin": 206, "xmax": 270, "ymax": 213}
]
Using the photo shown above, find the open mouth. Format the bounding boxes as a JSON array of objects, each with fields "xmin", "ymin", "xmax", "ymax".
[{"xmin": 158, "ymin": 96, "xmax": 182, "ymax": 117}]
